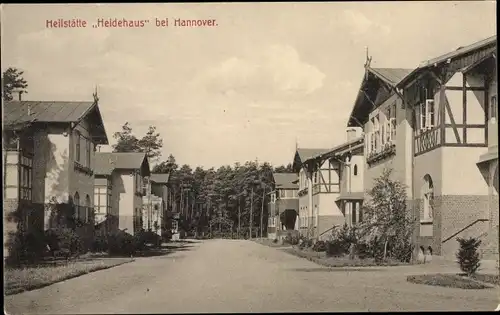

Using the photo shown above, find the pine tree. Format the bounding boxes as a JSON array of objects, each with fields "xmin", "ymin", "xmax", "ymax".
[{"xmin": 456, "ymin": 237, "xmax": 482, "ymax": 276}]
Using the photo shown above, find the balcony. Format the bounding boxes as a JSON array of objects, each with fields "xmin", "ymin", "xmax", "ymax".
[{"xmin": 367, "ymin": 143, "xmax": 396, "ymax": 165}]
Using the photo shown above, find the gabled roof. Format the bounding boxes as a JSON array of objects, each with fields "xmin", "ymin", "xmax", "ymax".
[
  {"xmin": 369, "ymin": 68, "xmax": 413, "ymax": 87},
  {"xmin": 292, "ymin": 148, "xmax": 331, "ymax": 171},
  {"xmin": 347, "ymin": 67, "xmax": 412, "ymax": 127},
  {"xmin": 398, "ymin": 35, "xmax": 497, "ymax": 88},
  {"xmin": 272, "ymin": 173, "xmax": 299, "ymax": 190},
  {"xmin": 150, "ymin": 173, "xmax": 170, "ymax": 184},
  {"xmin": 94, "ymin": 152, "xmax": 150, "ymax": 176},
  {"xmin": 310, "ymin": 136, "xmax": 364, "ymax": 162},
  {"xmin": 3, "ymin": 100, "xmax": 109, "ymax": 144}
]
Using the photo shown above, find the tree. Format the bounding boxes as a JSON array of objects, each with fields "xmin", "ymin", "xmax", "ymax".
[
  {"xmin": 137, "ymin": 125, "xmax": 163, "ymax": 163},
  {"xmin": 274, "ymin": 163, "xmax": 294, "ymax": 173},
  {"xmin": 2, "ymin": 67, "xmax": 28, "ymax": 101},
  {"xmin": 112, "ymin": 122, "xmax": 140, "ymax": 153},
  {"xmin": 112, "ymin": 123, "xmax": 163, "ymax": 162},
  {"xmin": 358, "ymin": 168, "xmax": 414, "ymax": 262},
  {"xmin": 456, "ymin": 237, "xmax": 481, "ymax": 276},
  {"xmin": 153, "ymin": 154, "xmax": 178, "ymax": 174}
]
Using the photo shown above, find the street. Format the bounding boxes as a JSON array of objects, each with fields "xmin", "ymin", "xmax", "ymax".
[{"xmin": 5, "ymin": 239, "xmax": 499, "ymax": 314}]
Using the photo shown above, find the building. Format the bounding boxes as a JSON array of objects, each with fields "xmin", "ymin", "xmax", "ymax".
[
  {"xmin": 3, "ymin": 98, "xmax": 108, "ymax": 256},
  {"xmin": 348, "ymin": 35, "xmax": 498, "ymax": 260},
  {"xmin": 267, "ymin": 173, "xmax": 299, "ymax": 240},
  {"xmin": 149, "ymin": 173, "xmax": 172, "ymax": 237},
  {"xmin": 293, "ymin": 131, "xmax": 365, "ymax": 241},
  {"xmin": 94, "ymin": 152, "xmax": 151, "ymax": 236}
]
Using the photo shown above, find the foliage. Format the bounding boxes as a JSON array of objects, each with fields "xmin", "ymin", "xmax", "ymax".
[
  {"xmin": 325, "ymin": 239, "xmax": 345, "ymax": 257},
  {"xmin": 357, "ymin": 168, "xmax": 414, "ymax": 262},
  {"xmin": 312, "ymin": 240, "xmax": 327, "ymax": 252},
  {"xmin": 112, "ymin": 123, "xmax": 163, "ymax": 162},
  {"xmin": 6, "ymin": 230, "xmax": 46, "ymax": 266},
  {"xmin": 334, "ymin": 224, "xmax": 358, "ymax": 253},
  {"xmin": 45, "ymin": 227, "xmax": 84, "ymax": 256},
  {"xmin": 273, "ymin": 238, "xmax": 278, "ymax": 244},
  {"xmin": 106, "ymin": 231, "xmax": 138, "ymax": 256},
  {"xmin": 274, "ymin": 163, "xmax": 294, "ymax": 173},
  {"xmin": 284, "ymin": 233, "xmax": 300, "ymax": 245},
  {"xmin": 456, "ymin": 237, "xmax": 482, "ymax": 276},
  {"xmin": 2, "ymin": 67, "xmax": 28, "ymax": 101},
  {"xmin": 298, "ymin": 236, "xmax": 313, "ymax": 249},
  {"xmin": 407, "ymin": 274, "xmax": 489, "ymax": 290},
  {"xmin": 153, "ymin": 154, "xmax": 178, "ymax": 174}
]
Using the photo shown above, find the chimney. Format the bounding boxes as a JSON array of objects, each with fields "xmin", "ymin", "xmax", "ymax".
[{"xmin": 346, "ymin": 127, "xmax": 362, "ymax": 142}]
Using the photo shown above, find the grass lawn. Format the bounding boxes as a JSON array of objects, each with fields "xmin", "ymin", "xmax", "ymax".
[
  {"xmin": 472, "ymin": 273, "xmax": 500, "ymax": 286},
  {"xmin": 5, "ymin": 257, "xmax": 133, "ymax": 296},
  {"xmin": 283, "ymin": 247, "xmax": 409, "ymax": 267},
  {"xmin": 406, "ymin": 273, "xmax": 494, "ymax": 290}
]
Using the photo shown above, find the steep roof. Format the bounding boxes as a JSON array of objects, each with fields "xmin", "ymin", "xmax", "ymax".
[
  {"xmin": 398, "ymin": 35, "xmax": 497, "ymax": 88},
  {"xmin": 272, "ymin": 173, "xmax": 299, "ymax": 190},
  {"xmin": 94, "ymin": 152, "xmax": 150, "ymax": 176},
  {"xmin": 3, "ymin": 100, "xmax": 108, "ymax": 144},
  {"xmin": 150, "ymin": 173, "xmax": 170, "ymax": 184},
  {"xmin": 292, "ymin": 148, "xmax": 331, "ymax": 172},
  {"xmin": 347, "ymin": 67, "xmax": 412, "ymax": 127},
  {"xmin": 369, "ymin": 68, "xmax": 413, "ymax": 86}
]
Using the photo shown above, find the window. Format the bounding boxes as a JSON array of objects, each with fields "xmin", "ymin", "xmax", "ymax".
[
  {"xmin": 314, "ymin": 172, "xmax": 318, "ymax": 184},
  {"xmin": 143, "ymin": 177, "xmax": 149, "ymax": 195},
  {"xmin": 74, "ymin": 192, "xmax": 80, "ymax": 219},
  {"xmin": 135, "ymin": 172, "xmax": 142, "ymax": 194},
  {"xmin": 94, "ymin": 186, "xmax": 108, "ymax": 215},
  {"xmin": 75, "ymin": 131, "xmax": 81, "ymax": 163},
  {"xmin": 420, "ymin": 99, "xmax": 435, "ymax": 131},
  {"xmin": 86, "ymin": 138, "xmax": 92, "ymax": 167},
  {"xmin": 422, "ymin": 174, "xmax": 434, "ymax": 221},
  {"xmin": 372, "ymin": 115, "xmax": 380, "ymax": 152},
  {"xmin": 271, "ymin": 193, "xmax": 276, "ymax": 203},
  {"xmin": 172, "ymin": 220, "xmax": 178, "ymax": 232},
  {"xmin": 490, "ymin": 95, "xmax": 498, "ymax": 120},
  {"xmin": 353, "ymin": 164, "xmax": 358, "ymax": 176},
  {"xmin": 85, "ymin": 195, "xmax": 92, "ymax": 223},
  {"xmin": 19, "ymin": 154, "xmax": 33, "ymax": 201}
]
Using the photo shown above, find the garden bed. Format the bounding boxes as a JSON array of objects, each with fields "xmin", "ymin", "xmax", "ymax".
[
  {"xmin": 5, "ymin": 257, "xmax": 133, "ymax": 296},
  {"xmin": 406, "ymin": 273, "xmax": 494, "ymax": 290},
  {"xmin": 284, "ymin": 247, "xmax": 409, "ymax": 267},
  {"xmin": 253, "ymin": 238, "xmax": 292, "ymax": 248}
]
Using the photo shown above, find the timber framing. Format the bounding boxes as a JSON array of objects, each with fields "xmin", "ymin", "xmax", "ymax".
[{"xmin": 403, "ymin": 36, "xmax": 496, "ymax": 156}]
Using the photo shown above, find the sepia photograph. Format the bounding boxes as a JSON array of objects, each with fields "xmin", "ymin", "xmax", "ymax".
[{"xmin": 1, "ymin": 2, "xmax": 498, "ymax": 313}]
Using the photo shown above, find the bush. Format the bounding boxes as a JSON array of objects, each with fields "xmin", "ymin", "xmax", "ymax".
[
  {"xmin": 312, "ymin": 240, "xmax": 326, "ymax": 252},
  {"xmin": 325, "ymin": 239, "xmax": 345, "ymax": 257},
  {"xmin": 92, "ymin": 233, "xmax": 109, "ymax": 252},
  {"xmin": 272, "ymin": 238, "xmax": 278, "ymax": 244},
  {"xmin": 456, "ymin": 237, "xmax": 482, "ymax": 276},
  {"xmin": 355, "ymin": 242, "xmax": 370, "ymax": 259},
  {"xmin": 284, "ymin": 233, "xmax": 299, "ymax": 246},
  {"xmin": 6, "ymin": 230, "xmax": 47, "ymax": 266},
  {"xmin": 298, "ymin": 236, "xmax": 313, "ymax": 249},
  {"xmin": 45, "ymin": 227, "xmax": 83, "ymax": 256},
  {"xmin": 106, "ymin": 231, "xmax": 137, "ymax": 256}
]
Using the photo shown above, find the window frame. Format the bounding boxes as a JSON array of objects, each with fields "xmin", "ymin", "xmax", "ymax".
[
  {"xmin": 75, "ymin": 131, "xmax": 81, "ymax": 163},
  {"xmin": 19, "ymin": 153, "xmax": 33, "ymax": 201},
  {"xmin": 490, "ymin": 95, "xmax": 498, "ymax": 120}
]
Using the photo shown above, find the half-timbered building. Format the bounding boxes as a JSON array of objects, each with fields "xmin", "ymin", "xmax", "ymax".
[
  {"xmin": 347, "ymin": 35, "xmax": 497, "ymax": 261},
  {"xmin": 396, "ymin": 35, "xmax": 498, "ymax": 260},
  {"xmin": 292, "ymin": 131, "xmax": 365, "ymax": 240}
]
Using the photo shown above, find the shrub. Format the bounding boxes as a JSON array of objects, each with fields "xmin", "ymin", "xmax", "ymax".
[
  {"xmin": 106, "ymin": 231, "xmax": 137, "ymax": 256},
  {"xmin": 355, "ymin": 242, "xmax": 370, "ymax": 259},
  {"xmin": 272, "ymin": 238, "xmax": 278, "ymax": 244},
  {"xmin": 456, "ymin": 237, "xmax": 482, "ymax": 276},
  {"xmin": 284, "ymin": 233, "xmax": 299, "ymax": 246},
  {"xmin": 333, "ymin": 224, "xmax": 357, "ymax": 253},
  {"xmin": 298, "ymin": 236, "xmax": 313, "ymax": 249},
  {"xmin": 45, "ymin": 227, "xmax": 83, "ymax": 256},
  {"xmin": 6, "ymin": 230, "xmax": 47, "ymax": 266},
  {"xmin": 92, "ymin": 233, "xmax": 109, "ymax": 252},
  {"xmin": 325, "ymin": 239, "xmax": 345, "ymax": 257},
  {"xmin": 312, "ymin": 240, "xmax": 326, "ymax": 252}
]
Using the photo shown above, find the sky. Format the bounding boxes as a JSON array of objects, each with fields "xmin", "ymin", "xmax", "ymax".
[{"xmin": 1, "ymin": 2, "xmax": 496, "ymax": 169}]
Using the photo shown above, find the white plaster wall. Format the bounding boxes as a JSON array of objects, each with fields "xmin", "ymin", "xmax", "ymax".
[
  {"xmin": 441, "ymin": 147, "xmax": 489, "ymax": 196},
  {"xmin": 43, "ymin": 132, "xmax": 70, "ymax": 203},
  {"xmin": 318, "ymin": 194, "xmax": 342, "ymax": 217}
]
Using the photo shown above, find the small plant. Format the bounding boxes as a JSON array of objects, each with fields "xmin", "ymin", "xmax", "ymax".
[
  {"xmin": 312, "ymin": 240, "xmax": 326, "ymax": 252},
  {"xmin": 272, "ymin": 238, "xmax": 278, "ymax": 244},
  {"xmin": 456, "ymin": 237, "xmax": 482, "ymax": 276},
  {"xmin": 325, "ymin": 239, "xmax": 345, "ymax": 257}
]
